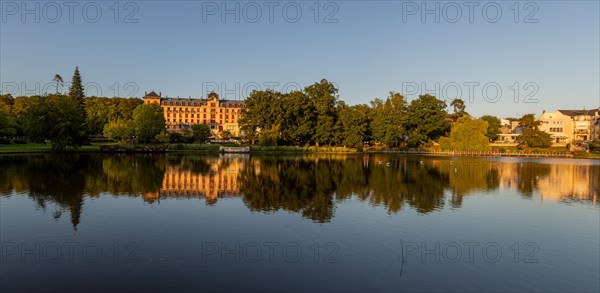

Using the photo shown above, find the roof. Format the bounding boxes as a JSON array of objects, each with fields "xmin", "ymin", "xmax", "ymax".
[
  {"xmin": 159, "ymin": 97, "xmax": 245, "ymax": 106},
  {"xmin": 557, "ymin": 109, "xmax": 597, "ymax": 116},
  {"xmin": 145, "ymin": 91, "xmax": 160, "ymax": 97}
]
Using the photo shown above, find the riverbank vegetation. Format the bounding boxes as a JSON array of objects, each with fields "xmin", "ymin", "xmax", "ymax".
[{"xmin": 0, "ymin": 71, "xmax": 593, "ymax": 154}]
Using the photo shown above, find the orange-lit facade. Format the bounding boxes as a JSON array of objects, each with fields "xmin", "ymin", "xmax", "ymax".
[
  {"xmin": 144, "ymin": 157, "xmax": 245, "ymax": 204},
  {"xmin": 143, "ymin": 91, "xmax": 244, "ymax": 136}
]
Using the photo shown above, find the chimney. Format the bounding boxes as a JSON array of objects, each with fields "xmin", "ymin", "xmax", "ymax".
[
  {"xmin": 145, "ymin": 91, "xmax": 147, "ymax": 96},
  {"xmin": 159, "ymin": 91, "xmax": 161, "ymax": 96}
]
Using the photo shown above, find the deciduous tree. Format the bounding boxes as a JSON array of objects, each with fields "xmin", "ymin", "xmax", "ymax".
[
  {"xmin": 132, "ymin": 103, "xmax": 165, "ymax": 143},
  {"xmin": 439, "ymin": 116, "xmax": 489, "ymax": 151}
]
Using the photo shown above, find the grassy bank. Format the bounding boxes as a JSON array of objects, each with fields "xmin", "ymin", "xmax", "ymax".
[
  {"xmin": 2, "ymin": 142, "xmax": 599, "ymax": 158},
  {"xmin": 250, "ymin": 146, "xmax": 358, "ymax": 153},
  {"xmin": 0, "ymin": 143, "xmax": 105, "ymax": 153}
]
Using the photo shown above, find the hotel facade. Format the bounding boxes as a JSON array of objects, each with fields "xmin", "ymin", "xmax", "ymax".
[{"xmin": 143, "ymin": 91, "xmax": 245, "ymax": 136}]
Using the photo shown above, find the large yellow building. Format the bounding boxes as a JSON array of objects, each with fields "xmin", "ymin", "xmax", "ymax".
[
  {"xmin": 538, "ymin": 109, "xmax": 600, "ymax": 145},
  {"xmin": 143, "ymin": 91, "xmax": 245, "ymax": 136}
]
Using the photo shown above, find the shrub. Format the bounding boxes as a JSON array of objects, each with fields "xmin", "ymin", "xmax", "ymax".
[
  {"xmin": 12, "ymin": 139, "xmax": 27, "ymax": 144},
  {"xmin": 0, "ymin": 138, "xmax": 10, "ymax": 144}
]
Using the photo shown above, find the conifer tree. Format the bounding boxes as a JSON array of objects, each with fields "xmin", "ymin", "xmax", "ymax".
[{"xmin": 68, "ymin": 66, "xmax": 85, "ymax": 107}]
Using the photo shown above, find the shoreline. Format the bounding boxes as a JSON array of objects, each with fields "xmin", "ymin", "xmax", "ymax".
[{"xmin": 1, "ymin": 146, "xmax": 597, "ymax": 159}]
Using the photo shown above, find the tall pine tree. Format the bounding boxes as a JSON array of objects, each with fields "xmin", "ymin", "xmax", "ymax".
[{"xmin": 68, "ymin": 66, "xmax": 85, "ymax": 107}]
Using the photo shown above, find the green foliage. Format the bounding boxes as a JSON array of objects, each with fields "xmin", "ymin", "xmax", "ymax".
[
  {"xmin": 480, "ymin": 115, "xmax": 501, "ymax": 141},
  {"xmin": 404, "ymin": 94, "xmax": 451, "ymax": 146},
  {"xmin": 103, "ymin": 120, "xmax": 134, "ymax": 142},
  {"xmin": 168, "ymin": 132, "xmax": 185, "ymax": 143},
  {"xmin": 23, "ymin": 95, "xmax": 87, "ymax": 151},
  {"xmin": 154, "ymin": 131, "xmax": 168, "ymax": 143},
  {"xmin": 0, "ymin": 107, "xmax": 17, "ymax": 137},
  {"xmin": 68, "ymin": 66, "xmax": 85, "ymax": 107},
  {"xmin": 370, "ymin": 92, "xmax": 406, "ymax": 146},
  {"xmin": 0, "ymin": 94, "xmax": 14, "ymax": 107},
  {"xmin": 517, "ymin": 114, "xmax": 552, "ymax": 148},
  {"xmin": 439, "ymin": 116, "xmax": 490, "ymax": 151},
  {"xmin": 281, "ymin": 91, "xmax": 314, "ymax": 144},
  {"xmin": 191, "ymin": 124, "xmax": 212, "ymax": 143},
  {"xmin": 85, "ymin": 97, "xmax": 143, "ymax": 135},
  {"xmin": 339, "ymin": 104, "xmax": 371, "ymax": 147},
  {"xmin": 258, "ymin": 126, "xmax": 280, "ymax": 146},
  {"xmin": 220, "ymin": 130, "xmax": 232, "ymax": 140},
  {"xmin": 132, "ymin": 103, "xmax": 165, "ymax": 142},
  {"xmin": 239, "ymin": 81, "xmax": 341, "ymax": 146},
  {"xmin": 239, "ymin": 89, "xmax": 284, "ymax": 144},
  {"xmin": 450, "ymin": 98, "xmax": 467, "ymax": 117},
  {"xmin": 305, "ymin": 79, "xmax": 340, "ymax": 146}
]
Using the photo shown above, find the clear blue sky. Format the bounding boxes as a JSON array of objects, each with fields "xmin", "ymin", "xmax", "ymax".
[{"xmin": 1, "ymin": 1, "xmax": 599, "ymax": 117}]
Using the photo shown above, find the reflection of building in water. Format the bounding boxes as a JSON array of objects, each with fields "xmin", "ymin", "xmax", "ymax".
[
  {"xmin": 144, "ymin": 158, "xmax": 244, "ymax": 205},
  {"xmin": 497, "ymin": 162, "xmax": 598, "ymax": 203},
  {"xmin": 536, "ymin": 165, "xmax": 599, "ymax": 203}
]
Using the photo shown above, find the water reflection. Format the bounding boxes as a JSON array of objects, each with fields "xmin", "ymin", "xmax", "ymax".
[{"xmin": 0, "ymin": 154, "xmax": 598, "ymax": 229}]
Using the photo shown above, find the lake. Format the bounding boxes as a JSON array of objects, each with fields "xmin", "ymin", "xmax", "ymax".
[{"xmin": 1, "ymin": 153, "xmax": 598, "ymax": 292}]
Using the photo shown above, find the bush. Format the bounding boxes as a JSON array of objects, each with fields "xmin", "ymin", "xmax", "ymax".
[
  {"xmin": 12, "ymin": 139, "xmax": 27, "ymax": 144},
  {"xmin": 0, "ymin": 138, "xmax": 10, "ymax": 144}
]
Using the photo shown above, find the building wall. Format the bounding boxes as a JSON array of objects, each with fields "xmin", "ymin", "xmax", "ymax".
[
  {"xmin": 538, "ymin": 111, "xmax": 572, "ymax": 145},
  {"xmin": 144, "ymin": 92, "xmax": 244, "ymax": 137}
]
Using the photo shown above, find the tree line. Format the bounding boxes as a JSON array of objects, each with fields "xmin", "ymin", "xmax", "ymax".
[
  {"xmin": 0, "ymin": 67, "xmax": 171, "ymax": 150},
  {"xmin": 239, "ymin": 79, "xmax": 552, "ymax": 149},
  {"xmin": 1, "ymin": 73, "xmax": 554, "ymax": 150}
]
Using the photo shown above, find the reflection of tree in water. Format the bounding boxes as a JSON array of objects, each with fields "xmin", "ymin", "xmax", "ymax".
[
  {"xmin": 3, "ymin": 154, "xmax": 594, "ymax": 227},
  {"xmin": 99, "ymin": 154, "xmax": 166, "ymax": 195},
  {"xmin": 239, "ymin": 156, "xmax": 335, "ymax": 223},
  {"xmin": 514, "ymin": 163, "xmax": 551, "ymax": 198},
  {"xmin": 0, "ymin": 154, "xmax": 166, "ymax": 231},
  {"xmin": 0, "ymin": 155, "xmax": 93, "ymax": 230},
  {"xmin": 434, "ymin": 159, "xmax": 501, "ymax": 208},
  {"xmin": 239, "ymin": 155, "xmax": 454, "ymax": 221}
]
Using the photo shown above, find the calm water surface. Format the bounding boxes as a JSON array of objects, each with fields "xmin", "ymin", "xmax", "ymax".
[{"xmin": 1, "ymin": 154, "xmax": 598, "ymax": 292}]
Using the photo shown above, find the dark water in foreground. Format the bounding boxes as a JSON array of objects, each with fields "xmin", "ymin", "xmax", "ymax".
[{"xmin": 0, "ymin": 154, "xmax": 598, "ymax": 292}]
